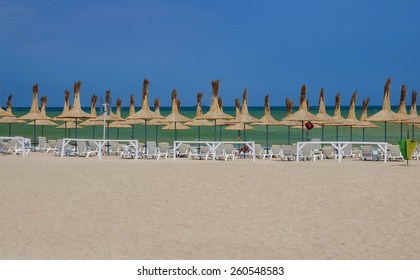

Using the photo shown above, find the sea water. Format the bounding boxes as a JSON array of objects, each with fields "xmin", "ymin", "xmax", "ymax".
[{"xmin": 1, "ymin": 106, "xmax": 418, "ymax": 147}]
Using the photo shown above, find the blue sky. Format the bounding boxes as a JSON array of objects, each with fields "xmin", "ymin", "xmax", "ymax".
[{"xmin": 1, "ymin": 0, "xmax": 419, "ymax": 108}]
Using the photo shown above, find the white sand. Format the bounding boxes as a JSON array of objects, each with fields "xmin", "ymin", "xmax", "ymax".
[{"xmin": 0, "ymin": 153, "xmax": 419, "ymax": 259}]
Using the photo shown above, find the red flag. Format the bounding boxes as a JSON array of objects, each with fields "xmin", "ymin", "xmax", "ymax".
[{"xmin": 305, "ymin": 121, "xmax": 314, "ymax": 131}]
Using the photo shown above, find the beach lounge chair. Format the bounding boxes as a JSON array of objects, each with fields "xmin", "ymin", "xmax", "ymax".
[
  {"xmin": 108, "ymin": 141, "xmax": 122, "ymax": 155},
  {"xmin": 321, "ymin": 146, "xmax": 335, "ymax": 159},
  {"xmin": 45, "ymin": 139, "xmax": 57, "ymax": 154},
  {"xmin": 359, "ymin": 145, "xmax": 374, "ymax": 161},
  {"xmin": 280, "ymin": 145, "xmax": 295, "ymax": 161},
  {"xmin": 37, "ymin": 136, "xmax": 48, "ymax": 152},
  {"xmin": 0, "ymin": 141, "xmax": 14, "ymax": 154},
  {"xmin": 145, "ymin": 141, "xmax": 158, "ymax": 159},
  {"xmin": 9, "ymin": 139, "xmax": 31, "ymax": 155},
  {"xmin": 253, "ymin": 144, "xmax": 264, "ymax": 159},
  {"xmin": 223, "ymin": 143, "xmax": 237, "ymax": 161},
  {"xmin": 340, "ymin": 143, "xmax": 354, "ymax": 158},
  {"xmin": 264, "ymin": 144, "xmax": 281, "ymax": 159},
  {"xmin": 212, "ymin": 143, "xmax": 225, "ymax": 160},
  {"xmin": 311, "ymin": 138, "xmax": 322, "ymax": 155},
  {"xmin": 76, "ymin": 140, "xmax": 88, "ymax": 157},
  {"xmin": 387, "ymin": 144, "xmax": 403, "ymax": 161},
  {"xmin": 177, "ymin": 143, "xmax": 191, "ymax": 158},
  {"xmin": 157, "ymin": 142, "xmax": 170, "ymax": 159},
  {"xmin": 298, "ymin": 144, "xmax": 320, "ymax": 161}
]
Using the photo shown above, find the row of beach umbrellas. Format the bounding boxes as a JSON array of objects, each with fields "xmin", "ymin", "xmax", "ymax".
[{"xmin": 1, "ymin": 78, "xmax": 420, "ymax": 145}]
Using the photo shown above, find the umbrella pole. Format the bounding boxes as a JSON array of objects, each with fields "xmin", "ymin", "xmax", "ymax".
[
  {"xmin": 42, "ymin": 125, "xmax": 44, "ymax": 137},
  {"xmin": 412, "ymin": 124, "xmax": 415, "ymax": 139},
  {"xmin": 322, "ymin": 124, "xmax": 324, "ymax": 142},
  {"xmin": 33, "ymin": 120, "xmax": 36, "ymax": 146},
  {"xmin": 175, "ymin": 122, "xmax": 177, "ymax": 141},
  {"xmin": 198, "ymin": 126, "xmax": 201, "ymax": 154},
  {"xmin": 93, "ymin": 126, "xmax": 95, "ymax": 139},
  {"xmin": 350, "ymin": 126, "xmax": 352, "ymax": 141},
  {"xmin": 336, "ymin": 126, "xmax": 338, "ymax": 141},
  {"xmin": 363, "ymin": 128, "xmax": 365, "ymax": 142},
  {"xmin": 243, "ymin": 123, "xmax": 246, "ymax": 141},
  {"xmin": 65, "ymin": 122, "xmax": 67, "ymax": 138},
  {"xmin": 219, "ymin": 125, "xmax": 222, "ymax": 141},
  {"xmin": 75, "ymin": 118, "xmax": 78, "ymax": 139},
  {"xmin": 214, "ymin": 120, "xmax": 217, "ymax": 141},
  {"xmin": 266, "ymin": 125, "xmax": 269, "ymax": 154},
  {"xmin": 385, "ymin": 121, "xmax": 387, "ymax": 142},
  {"xmin": 288, "ymin": 126, "xmax": 291, "ymax": 145},
  {"xmin": 301, "ymin": 122, "xmax": 304, "ymax": 142},
  {"xmin": 155, "ymin": 125, "xmax": 158, "ymax": 144},
  {"xmin": 132, "ymin": 125, "xmax": 134, "ymax": 140},
  {"xmin": 144, "ymin": 119, "xmax": 148, "ymax": 146},
  {"xmin": 8, "ymin": 123, "xmax": 11, "ymax": 137},
  {"xmin": 400, "ymin": 123, "xmax": 403, "ymax": 141},
  {"xmin": 117, "ymin": 128, "xmax": 119, "ymax": 140}
]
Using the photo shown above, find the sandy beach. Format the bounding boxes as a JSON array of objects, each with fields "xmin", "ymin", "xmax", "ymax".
[{"xmin": 0, "ymin": 153, "xmax": 419, "ymax": 260}]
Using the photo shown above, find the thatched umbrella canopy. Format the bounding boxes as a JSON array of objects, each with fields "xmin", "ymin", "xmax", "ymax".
[
  {"xmin": 126, "ymin": 79, "xmax": 162, "ymax": 144},
  {"xmin": 55, "ymin": 81, "xmax": 92, "ymax": 139},
  {"xmin": 52, "ymin": 90, "xmax": 73, "ymax": 137},
  {"xmin": 282, "ymin": 84, "xmax": 318, "ymax": 141},
  {"xmin": 343, "ymin": 92, "xmax": 361, "ymax": 141},
  {"xmin": 355, "ymin": 97, "xmax": 379, "ymax": 141},
  {"xmin": 251, "ymin": 95, "xmax": 281, "ymax": 152},
  {"xmin": 314, "ymin": 88, "xmax": 335, "ymax": 141},
  {"xmin": 325, "ymin": 93, "xmax": 349, "ymax": 141},
  {"xmin": 79, "ymin": 95, "xmax": 103, "ymax": 138},
  {"xmin": 0, "ymin": 95, "xmax": 25, "ymax": 136},
  {"xmin": 94, "ymin": 90, "xmax": 124, "ymax": 140},
  {"xmin": 390, "ymin": 84, "xmax": 410, "ymax": 140},
  {"xmin": 123, "ymin": 94, "xmax": 145, "ymax": 139},
  {"xmin": 196, "ymin": 80, "xmax": 233, "ymax": 140},
  {"xmin": 56, "ymin": 120, "xmax": 83, "ymax": 138},
  {"xmin": 404, "ymin": 91, "xmax": 420, "ymax": 138},
  {"xmin": 109, "ymin": 99, "xmax": 131, "ymax": 139},
  {"xmin": 227, "ymin": 88, "xmax": 259, "ymax": 141},
  {"xmin": 225, "ymin": 123, "xmax": 254, "ymax": 130},
  {"xmin": 26, "ymin": 96, "xmax": 57, "ymax": 136},
  {"xmin": 164, "ymin": 92, "xmax": 191, "ymax": 141},
  {"xmin": 184, "ymin": 92, "xmax": 212, "ymax": 141},
  {"xmin": 19, "ymin": 84, "xmax": 52, "ymax": 144},
  {"xmin": 161, "ymin": 121, "xmax": 190, "ymax": 141},
  {"xmin": 367, "ymin": 78, "xmax": 404, "ymax": 141},
  {"xmin": 278, "ymin": 98, "xmax": 299, "ymax": 144},
  {"xmin": 0, "ymin": 93, "xmax": 13, "ymax": 117}
]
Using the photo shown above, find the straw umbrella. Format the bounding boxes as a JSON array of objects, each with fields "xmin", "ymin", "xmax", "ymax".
[
  {"xmin": 53, "ymin": 90, "xmax": 73, "ymax": 137},
  {"xmin": 79, "ymin": 95, "xmax": 103, "ymax": 138},
  {"xmin": 357, "ymin": 97, "xmax": 379, "ymax": 141},
  {"xmin": 404, "ymin": 91, "xmax": 420, "ymax": 138},
  {"xmin": 326, "ymin": 94, "xmax": 350, "ymax": 141},
  {"xmin": 231, "ymin": 88, "xmax": 260, "ymax": 141},
  {"xmin": 55, "ymin": 81, "xmax": 93, "ymax": 139},
  {"xmin": 251, "ymin": 95, "xmax": 281, "ymax": 152},
  {"xmin": 95, "ymin": 90, "xmax": 124, "ymax": 139},
  {"xmin": 18, "ymin": 84, "xmax": 52, "ymax": 144},
  {"xmin": 56, "ymin": 121, "xmax": 83, "ymax": 138},
  {"xmin": 148, "ymin": 98, "xmax": 166, "ymax": 143},
  {"xmin": 162, "ymin": 122, "xmax": 190, "ymax": 141},
  {"xmin": 109, "ymin": 99, "xmax": 131, "ymax": 139},
  {"xmin": 0, "ymin": 93, "xmax": 12, "ymax": 118},
  {"xmin": 196, "ymin": 80, "xmax": 234, "ymax": 140},
  {"xmin": 163, "ymin": 91, "xmax": 191, "ymax": 141},
  {"xmin": 367, "ymin": 78, "xmax": 403, "ymax": 142},
  {"xmin": 391, "ymin": 84, "xmax": 410, "ymax": 140},
  {"xmin": 184, "ymin": 92, "xmax": 213, "ymax": 142},
  {"xmin": 314, "ymin": 88, "xmax": 335, "ymax": 141},
  {"xmin": 282, "ymin": 84, "xmax": 318, "ymax": 141},
  {"xmin": 0, "ymin": 95, "xmax": 25, "ymax": 136},
  {"xmin": 126, "ymin": 79, "xmax": 163, "ymax": 145},
  {"xmin": 124, "ymin": 94, "xmax": 145, "ymax": 139},
  {"xmin": 277, "ymin": 98, "xmax": 299, "ymax": 144},
  {"xmin": 26, "ymin": 96, "xmax": 57, "ymax": 136}
]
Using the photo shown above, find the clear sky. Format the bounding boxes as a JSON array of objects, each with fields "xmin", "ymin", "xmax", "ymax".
[{"xmin": 1, "ymin": 0, "xmax": 419, "ymax": 107}]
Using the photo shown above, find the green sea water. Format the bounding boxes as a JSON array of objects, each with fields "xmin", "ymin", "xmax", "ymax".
[{"xmin": 1, "ymin": 106, "xmax": 418, "ymax": 146}]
